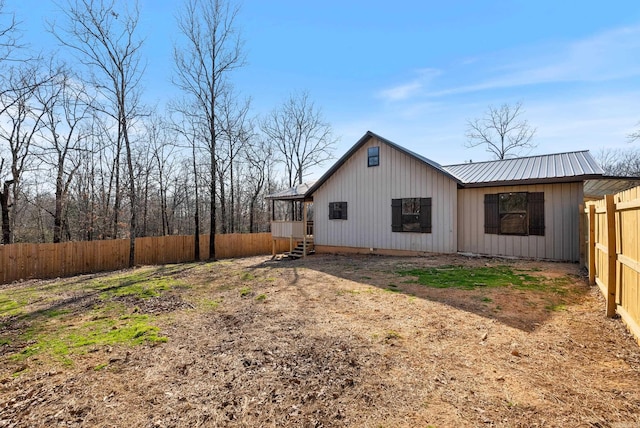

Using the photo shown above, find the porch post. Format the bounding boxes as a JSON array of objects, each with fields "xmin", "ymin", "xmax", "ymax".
[{"xmin": 303, "ymin": 201, "xmax": 308, "ymax": 258}]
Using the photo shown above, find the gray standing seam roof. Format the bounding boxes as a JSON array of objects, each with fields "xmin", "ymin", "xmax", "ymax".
[{"xmin": 442, "ymin": 151, "xmax": 604, "ymax": 186}]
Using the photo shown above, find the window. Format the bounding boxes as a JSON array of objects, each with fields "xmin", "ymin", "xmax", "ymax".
[
  {"xmin": 329, "ymin": 202, "xmax": 347, "ymax": 220},
  {"xmin": 484, "ymin": 192, "xmax": 544, "ymax": 236},
  {"xmin": 391, "ymin": 198, "xmax": 432, "ymax": 233},
  {"xmin": 368, "ymin": 146, "xmax": 379, "ymax": 167}
]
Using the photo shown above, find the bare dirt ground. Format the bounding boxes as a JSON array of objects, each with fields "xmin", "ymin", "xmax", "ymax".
[{"xmin": 1, "ymin": 253, "xmax": 640, "ymax": 427}]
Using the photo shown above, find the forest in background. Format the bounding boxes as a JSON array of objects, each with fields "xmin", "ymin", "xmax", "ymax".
[{"xmin": 0, "ymin": 0, "xmax": 336, "ymax": 258}]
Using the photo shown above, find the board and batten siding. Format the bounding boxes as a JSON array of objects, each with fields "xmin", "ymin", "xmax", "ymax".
[
  {"xmin": 313, "ymin": 137, "xmax": 458, "ymax": 253},
  {"xmin": 457, "ymin": 182, "xmax": 583, "ymax": 261}
]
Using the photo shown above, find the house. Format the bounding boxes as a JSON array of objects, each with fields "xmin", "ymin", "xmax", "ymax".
[{"xmin": 267, "ymin": 131, "xmax": 636, "ymax": 262}]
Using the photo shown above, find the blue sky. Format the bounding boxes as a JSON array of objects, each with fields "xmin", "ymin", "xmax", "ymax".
[{"xmin": 10, "ymin": 0, "xmax": 640, "ymax": 173}]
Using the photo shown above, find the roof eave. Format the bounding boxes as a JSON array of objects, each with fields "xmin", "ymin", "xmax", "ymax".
[{"xmin": 459, "ymin": 174, "xmax": 603, "ymax": 188}]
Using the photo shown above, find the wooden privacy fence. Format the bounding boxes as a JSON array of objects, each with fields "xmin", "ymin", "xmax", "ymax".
[
  {"xmin": 585, "ymin": 186, "xmax": 640, "ymax": 344},
  {"xmin": 0, "ymin": 233, "xmax": 291, "ymax": 285}
]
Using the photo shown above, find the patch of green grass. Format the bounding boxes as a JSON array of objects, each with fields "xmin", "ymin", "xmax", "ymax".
[
  {"xmin": 0, "ymin": 296, "xmax": 23, "ymax": 316},
  {"xmin": 12, "ymin": 313, "xmax": 166, "ymax": 364},
  {"xmin": 0, "ymin": 267, "xmax": 192, "ymax": 367},
  {"xmin": 397, "ymin": 265, "xmax": 567, "ymax": 291},
  {"xmin": 545, "ymin": 303, "xmax": 567, "ymax": 312},
  {"xmin": 94, "ymin": 362, "xmax": 108, "ymax": 371},
  {"xmin": 90, "ymin": 271, "xmax": 185, "ymax": 300},
  {"xmin": 240, "ymin": 271, "xmax": 255, "ymax": 281},
  {"xmin": 199, "ymin": 298, "xmax": 222, "ymax": 310},
  {"xmin": 481, "ymin": 296, "xmax": 493, "ymax": 303},
  {"xmin": 385, "ymin": 330, "xmax": 402, "ymax": 341},
  {"xmin": 255, "ymin": 294, "xmax": 267, "ymax": 301},
  {"xmin": 0, "ymin": 283, "xmax": 49, "ymax": 317},
  {"xmin": 337, "ymin": 289, "xmax": 361, "ymax": 296},
  {"xmin": 239, "ymin": 287, "xmax": 252, "ymax": 297}
]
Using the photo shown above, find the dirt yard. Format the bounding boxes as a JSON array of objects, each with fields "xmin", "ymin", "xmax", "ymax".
[{"xmin": 1, "ymin": 253, "xmax": 640, "ymax": 427}]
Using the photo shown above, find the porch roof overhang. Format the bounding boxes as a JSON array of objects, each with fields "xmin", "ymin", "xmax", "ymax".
[
  {"xmin": 584, "ymin": 177, "xmax": 640, "ymax": 199},
  {"xmin": 265, "ymin": 181, "xmax": 315, "ymax": 202}
]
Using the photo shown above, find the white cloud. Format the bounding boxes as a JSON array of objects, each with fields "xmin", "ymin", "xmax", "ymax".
[
  {"xmin": 425, "ymin": 24, "xmax": 640, "ymax": 97},
  {"xmin": 378, "ymin": 81, "xmax": 423, "ymax": 101},
  {"xmin": 377, "ymin": 68, "xmax": 442, "ymax": 101}
]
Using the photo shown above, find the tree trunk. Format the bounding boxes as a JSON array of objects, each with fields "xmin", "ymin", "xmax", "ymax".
[
  {"xmin": 218, "ymin": 167, "xmax": 227, "ymax": 234},
  {"xmin": 193, "ymin": 146, "xmax": 200, "ymax": 261},
  {"xmin": 112, "ymin": 145, "xmax": 121, "ymax": 239},
  {"xmin": 209, "ymin": 145, "xmax": 216, "ymax": 260},
  {"xmin": 53, "ymin": 159, "xmax": 65, "ymax": 243},
  {"xmin": 0, "ymin": 180, "xmax": 13, "ymax": 244},
  {"xmin": 122, "ymin": 113, "xmax": 136, "ymax": 268},
  {"xmin": 229, "ymin": 160, "xmax": 234, "ymax": 233}
]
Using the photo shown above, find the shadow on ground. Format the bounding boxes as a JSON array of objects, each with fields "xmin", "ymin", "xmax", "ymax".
[{"xmin": 251, "ymin": 253, "xmax": 590, "ymax": 332}]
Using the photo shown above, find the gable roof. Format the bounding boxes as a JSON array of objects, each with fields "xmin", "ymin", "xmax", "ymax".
[
  {"xmin": 305, "ymin": 131, "xmax": 461, "ymax": 196},
  {"xmin": 442, "ymin": 151, "xmax": 604, "ymax": 187}
]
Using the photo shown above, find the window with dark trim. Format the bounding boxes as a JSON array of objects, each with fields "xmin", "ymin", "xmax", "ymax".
[
  {"xmin": 329, "ymin": 202, "xmax": 347, "ymax": 220},
  {"xmin": 484, "ymin": 192, "xmax": 544, "ymax": 236},
  {"xmin": 368, "ymin": 146, "xmax": 379, "ymax": 167},
  {"xmin": 391, "ymin": 198, "xmax": 432, "ymax": 233}
]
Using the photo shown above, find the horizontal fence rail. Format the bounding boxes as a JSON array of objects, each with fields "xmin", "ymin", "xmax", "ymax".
[
  {"xmin": 585, "ymin": 186, "xmax": 640, "ymax": 344},
  {"xmin": 0, "ymin": 233, "xmax": 291, "ymax": 285}
]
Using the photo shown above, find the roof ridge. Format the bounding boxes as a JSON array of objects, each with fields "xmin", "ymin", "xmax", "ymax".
[{"xmin": 443, "ymin": 150, "xmax": 591, "ymax": 168}]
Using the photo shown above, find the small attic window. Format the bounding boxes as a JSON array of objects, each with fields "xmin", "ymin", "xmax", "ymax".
[{"xmin": 368, "ymin": 146, "xmax": 379, "ymax": 167}]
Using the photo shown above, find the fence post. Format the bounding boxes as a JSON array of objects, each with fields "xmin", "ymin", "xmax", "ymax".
[
  {"xmin": 605, "ymin": 194, "xmax": 617, "ymax": 318},
  {"xmin": 579, "ymin": 204, "xmax": 585, "ymax": 267},
  {"xmin": 588, "ymin": 204, "xmax": 596, "ymax": 285}
]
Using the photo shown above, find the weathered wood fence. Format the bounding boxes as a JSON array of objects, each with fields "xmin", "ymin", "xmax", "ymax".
[
  {"xmin": 584, "ymin": 186, "xmax": 640, "ymax": 344},
  {"xmin": 0, "ymin": 233, "xmax": 291, "ymax": 284}
]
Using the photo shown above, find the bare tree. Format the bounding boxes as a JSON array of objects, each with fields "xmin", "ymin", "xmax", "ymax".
[
  {"xmin": 52, "ymin": 0, "xmax": 145, "ymax": 266},
  {"xmin": 261, "ymin": 91, "xmax": 336, "ymax": 187},
  {"xmin": 630, "ymin": 124, "xmax": 640, "ymax": 143},
  {"xmin": 217, "ymin": 89, "xmax": 251, "ymax": 233},
  {"xmin": 465, "ymin": 101, "xmax": 537, "ymax": 160},
  {"xmin": 169, "ymin": 99, "xmax": 207, "ymax": 260},
  {"xmin": 173, "ymin": 0, "xmax": 245, "ymax": 260},
  {"xmin": 596, "ymin": 147, "xmax": 640, "ymax": 177},
  {"xmin": 35, "ymin": 67, "xmax": 92, "ymax": 243},
  {"xmin": 142, "ymin": 110, "xmax": 177, "ymax": 236},
  {"xmin": 243, "ymin": 138, "xmax": 274, "ymax": 233},
  {"xmin": 0, "ymin": 0, "xmax": 21, "ymax": 66},
  {"xmin": 0, "ymin": 65, "xmax": 50, "ymax": 243}
]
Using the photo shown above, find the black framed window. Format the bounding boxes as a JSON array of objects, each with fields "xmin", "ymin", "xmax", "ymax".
[
  {"xmin": 329, "ymin": 202, "xmax": 347, "ymax": 220},
  {"xmin": 484, "ymin": 192, "xmax": 544, "ymax": 236},
  {"xmin": 391, "ymin": 198, "xmax": 431, "ymax": 233},
  {"xmin": 368, "ymin": 146, "xmax": 379, "ymax": 167}
]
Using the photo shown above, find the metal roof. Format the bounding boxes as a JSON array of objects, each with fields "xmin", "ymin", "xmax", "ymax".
[
  {"xmin": 442, "ymin": 151, "xmax": 604, "ymax": 187},
  {"xmin": 584, "ymin": 177, "xmax": 640, "ymax": 199},
  {"xmin": 265, "ymin": 181, "xmax": 316, "ymax": 201}
]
